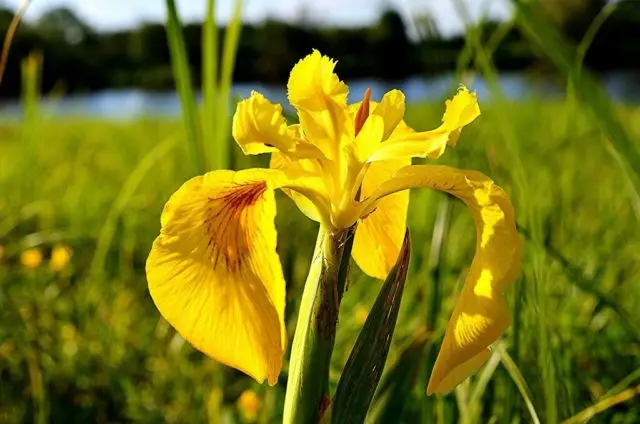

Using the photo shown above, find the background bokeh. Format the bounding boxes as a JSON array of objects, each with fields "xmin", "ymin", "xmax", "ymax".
[{"xmin": 1, "ymin": 0, "xmax": 639, "ymax": 422}]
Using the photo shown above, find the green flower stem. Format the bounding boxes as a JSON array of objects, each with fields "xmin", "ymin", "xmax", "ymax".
[{"xmin": 283, "ymin": 225, "xmax": 356, "ymax": 424}]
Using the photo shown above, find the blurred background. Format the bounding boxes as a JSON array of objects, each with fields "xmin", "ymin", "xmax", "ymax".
[{"xmin": 0, "ymin": 0, "xmax": 639, "ymax": 422}]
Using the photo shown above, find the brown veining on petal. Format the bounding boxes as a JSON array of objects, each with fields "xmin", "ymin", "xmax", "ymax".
[{"xmin": 204, "ymin": 181, "xmax": 268, "ymax": 271}]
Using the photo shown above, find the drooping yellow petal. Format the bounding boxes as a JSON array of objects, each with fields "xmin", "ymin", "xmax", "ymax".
[
  {"xmin": 352, "ymin": 159, "xmax": 410, "ymax": 279},
  {"xmin": 232, "ymin": 91, "xmax": 298, "ymax": 155},
  {"xmin": 146, "ymin": 169, "xmax": 287, "ymax": 385},
  {"xmin": 287, "ymin": 50, "xmax": 353, "ymax": 159},
  {"xmin": 364, "ymin": 165, "xmax": 521, "ymax": 394},
  {"xmin": 367, "ymin": 86, "xmax": 480, "ymax": 162}
]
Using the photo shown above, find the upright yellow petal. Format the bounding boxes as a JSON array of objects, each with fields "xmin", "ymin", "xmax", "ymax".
[
  {"xmin": 364, "ymin": 165, "xmax": 521, "ymax": 394},
  {"xmin": 288, "ymin": 50, "xmax": 348, "ymax": 110},
  {"xmin": 373, "ymin": 89, "xmax": 406, "ymax": 140},
  {"xmin": 352, "ymin": 159, "xmax": 410, "ymax": 279},
  {"xmin": 287, "ymin": 50, "xmax": 353, "ymax": 159},
  {"xmin": 367, "ymin": 86, "xmax": 480, "ymax": 162},
  {"xmin": 146, "ymin": 169, "xmax": 287, "ymax": 385},
  {"xmin": 232, "ymin": 91, "xmax": 298, "ymax": 155}
]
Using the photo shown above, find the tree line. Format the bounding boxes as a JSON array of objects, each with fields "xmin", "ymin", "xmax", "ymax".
[{"xmin": 0, "ymin": 0, "xmax": 639, "ymax": 98}]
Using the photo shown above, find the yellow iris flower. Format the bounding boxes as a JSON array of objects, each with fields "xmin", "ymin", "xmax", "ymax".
[{"xmin": 146, "ymin": 50, "xmax": 521, "ymax": 395}]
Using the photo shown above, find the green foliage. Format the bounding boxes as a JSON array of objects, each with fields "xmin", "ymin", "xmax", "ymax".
[
  {"xmin": 1, "ymin": 1, "xmax": 640, "ymax": 423},
  {"xmin": 1, "ymin": 96, "xmax": 639, "ymax": 422},
  {"xmin": 330, "ymin": 231, "xmax": 410, "ymax": 424},
  {"xmin": 165, "ymin": 0, "xmax": 205, "ymax": 175}
]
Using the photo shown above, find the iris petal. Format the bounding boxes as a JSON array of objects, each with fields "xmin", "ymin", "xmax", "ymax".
[
  {"xmin": 270, "ymin": 152, "xmax": 330, "ymax": 223},
  {"xmin": 232, "ymin": 91, "xmax": 324, "ymax": 159},
  {"xmin": 373, "ymin": 89, "xmax": 406, "ymax": 140},
  {"xmin": 146, "ymin": 169, "xmax": 287, "ymax": 385},
  {"xmin": 233, "ymin": 91, "xmax": 297, "ymax": 155},
  {"xmin": 367, "ymin": 86, "xmax": 480, "ymax": 162},
  {"xmin": 352, "ymin": 159, "xmax": 410, "ymax": 279},
  {"xmin": 287, "ymin": 50, "xmax": 353, "ymax": 159},
  {"xmin": 363, "ymin": 165, "xmax": 521, "ymax": 394}
]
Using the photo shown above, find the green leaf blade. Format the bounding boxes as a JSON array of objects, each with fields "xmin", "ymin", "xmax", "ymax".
[
  {"xmin": 165, "ymin": 0, "xmax": 205, "ymax": 175},
  {"xmin": 330, "ymin": 229, "xmax": 412, "ymax": 424},
  {"xmin": 202, "ymin": 0, "xmax": 218, "ymax": 171}
]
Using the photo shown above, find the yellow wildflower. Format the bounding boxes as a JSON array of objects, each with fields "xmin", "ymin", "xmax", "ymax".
[
  {"xmin": 237, "ymin": 390, "xmax": 262, "ymax": 422},
  {"xmin": 146, "ymin": 50, "xmax": 521, "ymax": 394},
  {"xmin": 50, "ymin": 244, "xmax": 72, "ymax": 271},
  {"xmin": 21, "ymin": 248, "xmax": 43, "ymax": 270}
]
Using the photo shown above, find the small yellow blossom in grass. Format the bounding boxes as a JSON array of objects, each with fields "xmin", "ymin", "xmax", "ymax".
[
  {"xmin": 21, "ymin": 248, "xmax": 43, "ymax": 270},
  {"xmin": 354, "ymin": 305, "xmax": 369, "ymax": 326},
  {"xmin": 146, "ymin": 50, "xmax": 521, "ymax": 394},
  {"xmin": 237, "ymin": 390, "xmax": 262, "ymax": 422},
  {"xmin": 50, "ymin": 244, "xmax": 72, "ymax": 271}
]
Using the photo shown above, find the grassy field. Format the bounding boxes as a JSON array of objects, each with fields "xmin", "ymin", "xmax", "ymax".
[{"xmin": 1, "ymin": 93, "xmax": 639, "ymax": 423}]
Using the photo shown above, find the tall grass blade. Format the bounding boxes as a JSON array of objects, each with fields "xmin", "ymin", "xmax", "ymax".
[
  {"xmin": 202, "ymin": 0, "xmax": 219, "ymax": 170},
  {"xmin": 575, "ymin": 2, "xmax": 617, "ymax": 79},
  {"xmin": 215, "ymin": 0, "xmax": 244, "ymax": 170},
  {"xmin": 21, "ymin": 53, "xmax": 42, "ymax": 128},
  {"xmin": 90, "ymin": 136, "xmax": 178, "ymax": 278},
  {"xmin": 367, "ymin": 329, "xmax": 429, "ymax": 424},
  {"xmin": 500, "ymin": 350, "xmax": 542, "ymax": 424},
  {"xmin": 330, "ymin": 230, "xmax": 411, "ymax": 424},
  {"xmin": 165, "ymin": 0, "xmax": 205, "ymax": 175},
  {"xmin": 519, "ymin": 226, "xmax": 640, "ymax": 344},
  {"xmin": 20, "ymin": 53, "xmax": 42, "ymax": 197},
  {"xmin": 512, "ymin": 0, "xmax": 640, "ymax": 214},
  {"xmin": 562, "ymin": 385, "xmax": 640, "ymax": 424},
  {"xmin": 0, "ymin": 0, "xmax": 32, "ymax": 87},
  {"xmin": 605, "ymin": 367, "xmax": 640, "ymax": 398},
  {"xmin": 421, "ymin": 196, "xmax": 450, "ymax": 422},
  {"xmin": 452, "ymin": 0, "xmax": 528, "ymax": 195},
  {"xmin": 466, "ymin": 345, "xmax": 504, "ymax": 423}
]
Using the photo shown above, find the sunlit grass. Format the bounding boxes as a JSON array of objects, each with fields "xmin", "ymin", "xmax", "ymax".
[
  {"xmin": 1, "ymin": 0, "xmax": 640, "ymax": 421},
  {"xmin": 1, "ymin": 96, "xmax": 639, "ymax": 422}
]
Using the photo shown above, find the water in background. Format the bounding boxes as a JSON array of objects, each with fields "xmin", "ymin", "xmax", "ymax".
[{"xmin": 1, "ymin": 71, "xmax": 639, "ymax": 119}]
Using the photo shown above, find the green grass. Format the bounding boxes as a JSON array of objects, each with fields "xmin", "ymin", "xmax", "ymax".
[{"xmin": 1, "ymin": 95, "xmax": 639, "ymax": 422}]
